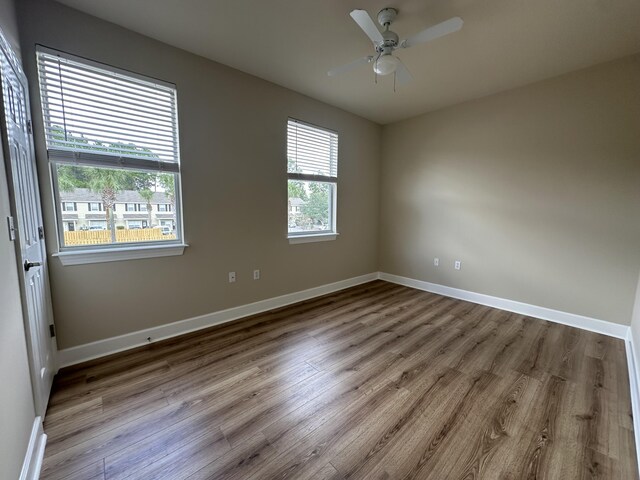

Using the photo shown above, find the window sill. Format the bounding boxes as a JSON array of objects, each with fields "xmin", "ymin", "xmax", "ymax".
[
  {"xmin": 288, "ymin": 233, "xmax": 338, "ymax": 244},
  {"xmin": 53, "ymin": 243, "xmax": 188, "ymax": 266}
]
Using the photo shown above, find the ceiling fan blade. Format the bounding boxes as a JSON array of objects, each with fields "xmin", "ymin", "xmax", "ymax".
[
  {"xmin": 328, "ymin": 56, "xmax": 374, "ymax": 77},
  {"xmin": 350, "ymin": 9, "xmax": 384, "ymax": 44},
  {"xmin": 400, "ymin": 17, "xmax": 463, "ymax": 48},
  {"xmin": 395, "ymin": 59, "xmax": 413, "ymax": 85}
]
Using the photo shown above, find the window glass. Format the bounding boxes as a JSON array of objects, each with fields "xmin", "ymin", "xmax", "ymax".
[{"xmin": 56, "ymin": 164, "xmax": 178, "ymax": 246}]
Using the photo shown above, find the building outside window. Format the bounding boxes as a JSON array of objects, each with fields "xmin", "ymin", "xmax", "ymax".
[{"xmin": 60, "ymin": 189, "xmax": 175, "ymax": 232}]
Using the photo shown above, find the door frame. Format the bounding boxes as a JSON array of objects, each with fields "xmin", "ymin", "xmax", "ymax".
[{"xmin": 0, "ymin": 27, "xmax": 57, "ymax": 417}]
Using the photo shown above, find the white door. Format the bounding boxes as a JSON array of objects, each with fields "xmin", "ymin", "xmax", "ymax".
[{"xmin": 0, "ymin": 34, "xmax": 56, "ymax": 416}]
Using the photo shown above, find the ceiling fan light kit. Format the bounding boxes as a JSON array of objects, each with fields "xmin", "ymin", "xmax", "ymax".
[
  {"xmin": 329, "ymin": 6, "xmax": 464, "ymax": 87},
  {"xmin": 374, "ymin": 55, "xmax": 399, "ymax": 76}
]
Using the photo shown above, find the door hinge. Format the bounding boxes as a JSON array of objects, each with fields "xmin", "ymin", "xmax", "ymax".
[
  {"xmin": 6, "ymin": 216, "xmax": 15, "ymax": 241},
  {"xmin": 49, "ymin": 324, "xmax": 56, "ymax": 338},
  {"xmin": 38, "ymin": 226, "xmax": 44, "ymax": 239},
  {"xmin": 27, "ymin": 119, "xmax": 32, "ymax": 134}
]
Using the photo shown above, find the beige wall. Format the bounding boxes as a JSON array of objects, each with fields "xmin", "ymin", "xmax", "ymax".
[
  {"xmin": 17, "ymin": 0, "xmax": 381, "ymax": 349},
  {"xmin": 0, "ymin": 0, "xmax": 37, "ymax": 478},
  {"xmin": 0, "ymin": 0, "xmax": 19, "ymax": 53},
  {"xmin": 380, "ymin": 55, "xmax": 640, "ymax": 325}
]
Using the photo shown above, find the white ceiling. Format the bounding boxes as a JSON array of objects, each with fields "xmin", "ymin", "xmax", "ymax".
[{"xmin": 55, "ymin": 0, "xmax": 640, "ymax": 124}]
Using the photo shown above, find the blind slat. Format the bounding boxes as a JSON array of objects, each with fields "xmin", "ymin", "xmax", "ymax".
[
  {"xmin": 38, "ymin": 66, "xmax": 175, "ymax": 109},
  {"xmin": 48, "ymin": 148, "xmax": 180, "ymax": 173},
  {"xmin": 37, "ymin": 50, "xmax": 180, "ymax": 164},
  {"xmin": 48, "ymin": 140, "xmax": 176, "ymax": 158},
  {"xmin": 38, "ymin": 56, "xmax": 173, "ymax": 95},
  {"xmin": 44, "ymin": 114, "xmax": 175, "ymax": 141},
  {"xmin": 44, "ymin": 120, "xmax": 178, "ymax": 146},
  {"xmin": 42, "ymin": 99, "xmax": 177, "ymax": 128},
  {"xmin": 39, "ymin": 84, "xmax": 175, "ymax": 117}
]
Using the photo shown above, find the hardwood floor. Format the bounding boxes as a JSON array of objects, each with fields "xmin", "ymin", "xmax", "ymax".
[{"xmin": 41, "ymin": 280, "xmax": 638, "ymax": 479}]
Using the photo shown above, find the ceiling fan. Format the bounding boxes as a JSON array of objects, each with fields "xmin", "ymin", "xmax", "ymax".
[{"xmin": 328, "ymin": 8, "xmax": 463, "ymax": 85}]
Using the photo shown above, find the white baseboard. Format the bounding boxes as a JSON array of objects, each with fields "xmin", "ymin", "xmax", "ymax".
[
  {"xmin": 378, "ymin": 272, "xmax": 628, "ymax": 339},
  {"xmin": 626, "ymin": 329, "xmax": 640, "ymax": 473},
  {"xmin": 19, "ymin": 417, "xmax": 46, "ymax": 480},
  {"xmin": 57, "ymin": 272, "xmax": 379, "ymax": 368}
]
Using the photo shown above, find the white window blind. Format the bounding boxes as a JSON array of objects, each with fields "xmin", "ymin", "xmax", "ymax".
[
  {"xmin": 37, "ymin": 48, "xmax": 179, "ymax": 172},
  {"xmin": 287, "ymin": 118, "xmax": 338, "ymax": 180}
]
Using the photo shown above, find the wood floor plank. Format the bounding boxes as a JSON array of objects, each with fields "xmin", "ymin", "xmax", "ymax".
[
  {"xmin": 41, "ymin": 280, "xmax": 638, "ymax": 480},
  {"xmin": 434, "ymin": 370, "xmax": 542, "ymax": 479},
  {"xmin": 183, "ymin": 432, "xmax": 277, "ymax": 480}
]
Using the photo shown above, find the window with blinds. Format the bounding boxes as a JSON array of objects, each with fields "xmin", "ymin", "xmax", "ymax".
[
  {"xmin": 287, "ymin": 118, "xmax": 338, "ymax": 238},
  {"xmin": 36, "ymin": 47, "xmax": 183, "ymax": 250}
]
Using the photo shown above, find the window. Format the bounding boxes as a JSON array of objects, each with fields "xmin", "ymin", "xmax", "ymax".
[
  {"xmin": 287, "ymin": 118, "xmax": 338, "ymax": 239},
  {"xmin": 89, "ymin": 221, "xmax": 107, "ymax": 230},
  {"xmin": 127, "ymin": 220, "xmax": 147, "ymax": 229},
  {"xmin": 37, "ymin": 48, "xmax": 183, "ymax": 258},
  {"xmin": 158, "ymin": 204, "xmax": 171, "ymax": 212},
  {"xmin": 62, "ymin": 202, "xmax": 76, "ymax": 211}
]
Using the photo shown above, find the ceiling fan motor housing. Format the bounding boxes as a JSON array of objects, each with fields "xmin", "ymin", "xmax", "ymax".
[
  {"xmin": 376, "ymin": 29, "xmax": 399, "ymax": 53},
  {"xmin": 376, "ymin": 9, "xmax": 399, "ymax": 53},
  {"xmin": 377, "ymin": 8, "xmax": 397, "ymax": 27}
]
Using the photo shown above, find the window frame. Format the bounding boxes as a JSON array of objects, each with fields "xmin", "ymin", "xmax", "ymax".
[
  {"xmin": 37, "ymin": 46, "xmax": 186, "ymax": 261},
  {"xmin": 286, "ymin": 118, "xmax": 338, "ymax": 242}
]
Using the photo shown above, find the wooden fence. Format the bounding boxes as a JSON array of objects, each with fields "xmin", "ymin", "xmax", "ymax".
[{"xmin": 64, "ymin": 229, "xmax": 177, "ymax": 246}]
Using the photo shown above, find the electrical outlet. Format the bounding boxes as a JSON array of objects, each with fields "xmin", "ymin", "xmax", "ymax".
[
  {"xmin": 454, "ymin": 260, "xmax": 461, "ymax": 270},
  {"xmin": 228, "ymin": 271, "xmax": 236, "ymax": 283},
  {"xmin": 433, "ymin": 257, "xmax": 439, "ymax": 267},
  {"xmin": 253, "ymin": 269, "xmax": 260, "ymax": 280}
]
